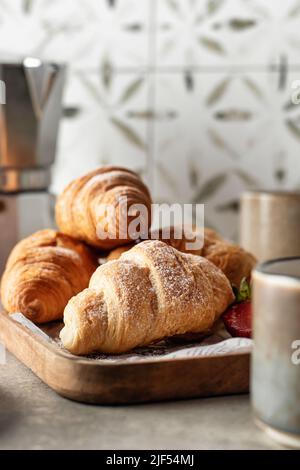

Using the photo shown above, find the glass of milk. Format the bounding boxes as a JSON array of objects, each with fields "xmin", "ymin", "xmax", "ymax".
[{"xmin": 252, "ymin": 258, "xmax": 300, "ymax": 448}]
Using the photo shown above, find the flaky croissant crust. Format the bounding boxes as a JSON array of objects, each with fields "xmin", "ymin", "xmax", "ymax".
[
  {"xmin": 1, "ymin": 230, "xmax": 98, "ymax": 323},
  {"xmin": 55, "ymin": 166, "xmax": 152, "ymax": 249},
  {"xmin": 107, "ymin": 226, "xmax": 256, "ymax": 287},
  {"xmin": 60, "ymin": 240, "xmax": 234, "ymax": 355}
]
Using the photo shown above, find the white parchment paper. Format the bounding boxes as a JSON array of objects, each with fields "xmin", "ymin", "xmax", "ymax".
[{"xmin": 11, "ymin": 313, "xmax": 252, "ymax": 363}]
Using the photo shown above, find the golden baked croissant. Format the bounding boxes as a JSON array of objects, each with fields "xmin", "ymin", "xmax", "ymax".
[
  {"xmin": 107, "ymin": 226, "xmax": 216, "ymax": 261},
  {"xmin": 107, "ymin": 226, "xmax": 256, "ymax": 287},
  {"xmin": 107, "ymin": 244, "xmax": 135, "ymax": 261},
  {"xmin": 203, "ymin": 242, "xmax": 256, "ymax": 287},
  {"xmin": 60, "ymin": 240, "xmax": 234, "ymax": 355},
  {"xmin": 1, "ymin": 230, "xmax": 98, "ymax": 324},
  {"xmin": 55, "ymin": 166, "xmax": 152, "ymax": 249}
]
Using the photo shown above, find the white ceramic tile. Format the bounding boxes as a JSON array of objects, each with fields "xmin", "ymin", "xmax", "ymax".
[
  {"xmin": 235, "ymin": 0, "xmax": 300, "ymax": 67},
  {"xmin": 152, "ymin": 70, "xmax": 300, "ymax": 238},
  {"xmin": 0, "ymin": 0, "xmax": 47, "ymax": 60},
  {"xmin": 0, "ymin": 0, "xmax": 150, "ymax": 69},
  {"xmin": 233, "ymin": 69, "xmax": 300, "ymax": 189},
  {"xmin": 2, "ymin": 0, "xmax": 300, "ymax": 239},
  {"xmin": 156, "ymin": 0, "xmax": 233, "ymax": 68},
  {"xmin": 156, "ymin": 0, "xmax": 300, "ymax": 68},
  {"xmin": 152, "ymin": 72, "xmax": 252, "ymax": 202},
  {"xmin": 1, "ymin": 0, "xmax": 300, "ymax": 70},
  {"xmin": 52, "ymin": 70, "xmax": 149, "ymax": 194}
]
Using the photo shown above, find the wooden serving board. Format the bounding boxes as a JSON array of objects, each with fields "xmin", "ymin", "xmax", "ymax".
[{"xmin": 0, "ymin": 311, "xmax": 250, "ymax": 405}]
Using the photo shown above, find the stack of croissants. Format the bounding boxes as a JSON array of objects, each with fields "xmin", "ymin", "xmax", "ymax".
[{"xmin": 0, "ymin": 167, "xmax": 256, "ymax": 355}]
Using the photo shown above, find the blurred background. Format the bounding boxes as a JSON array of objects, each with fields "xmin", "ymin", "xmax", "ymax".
[{"xmin": 1, "ymin": 0, "xmax": 300, "ymax": 240}]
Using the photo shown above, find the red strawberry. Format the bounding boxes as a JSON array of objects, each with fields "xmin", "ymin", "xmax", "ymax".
[{"xmin": 223, "ymin": 300, "xmax": 252, "ymax": 338}]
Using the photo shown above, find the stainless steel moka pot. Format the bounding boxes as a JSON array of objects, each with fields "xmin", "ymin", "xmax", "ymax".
[{"xmin": 0, "ymin": 58, "xmax": 66, "ymax": 272}]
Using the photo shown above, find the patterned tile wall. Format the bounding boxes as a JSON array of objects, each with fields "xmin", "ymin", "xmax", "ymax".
[{"xmin": 1, "ymin": 0, "xmax": 300, "ymax": 239}]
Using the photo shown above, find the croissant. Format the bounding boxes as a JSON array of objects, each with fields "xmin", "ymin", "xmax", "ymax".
[
  {"xmin": 107, "ymin": 226, "xmax": 219, "ymax": 261},
  {"xmin": 203, "ymin": 242, "xmax": 257, "ymax": 287},
  {"xmin": 107, "ymin": 226, "xmax": 256, "ymax": 287},
  {"xmin": 60, "ymin": 240, "xmax": 234, "ymax": 355},
  {"xmin": 55, "ymin": 166, "xmax": 152, "ymax": 249},
  {"xmin": 1, "ymin": 230, "xmax": 98, "ymax": 324},
  {"xmin": 107, "ymin": 243, "xmax": 135, "ymax": 261}
]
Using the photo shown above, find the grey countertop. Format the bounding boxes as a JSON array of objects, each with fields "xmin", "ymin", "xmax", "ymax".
[{"xmin": 0, "ymin": 352, "xmax": 281, "ymax": 450}]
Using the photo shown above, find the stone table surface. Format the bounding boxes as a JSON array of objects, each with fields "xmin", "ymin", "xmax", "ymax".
[{"xmin": 0, "ymin": 352, "xmax": 282, "ymax": 450}]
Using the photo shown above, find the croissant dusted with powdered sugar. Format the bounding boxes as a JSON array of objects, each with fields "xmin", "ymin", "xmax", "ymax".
[
  {"xmin": 107, "ymin": 226, "xmax": 256, "ymax": 287},
  {"xmin": 55, "ymin": 166, "xmax": 152, "ymax": 249},
  {"xmin": 60, "ymin": 240, "xmax": 234, "ymax": 355},
  {"xmin": 1, "ymin": 230, "xmax": 98, "ymax": 323}
]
